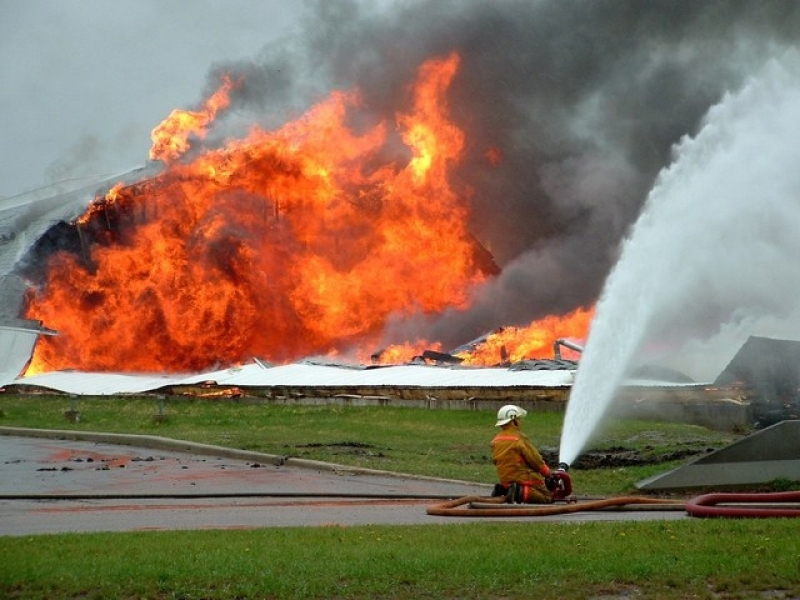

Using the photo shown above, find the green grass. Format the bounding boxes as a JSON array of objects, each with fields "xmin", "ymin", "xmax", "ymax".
[
  {"xmin": 0, "ymin": 394, "xmax": 739, "ymax": 494},
  {"xmin": 3, "ymin": 393, "xmax": 796, "ymax": 599},
  {"xmin": 2, "ymin": 520, "xmax": 799, "ymax": 599}
]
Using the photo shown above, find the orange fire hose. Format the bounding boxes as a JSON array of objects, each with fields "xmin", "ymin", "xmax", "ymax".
[
  {"xmin": 428, "ymin": 491, "xmax": 800, "ymax": 518},
  {"xmin": 426, "ymin": 495, "xmax": 682, "ymax": 517}
]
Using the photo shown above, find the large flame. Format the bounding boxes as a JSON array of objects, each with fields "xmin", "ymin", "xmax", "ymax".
[{"xmin": 24, "ymin": 52, "xmax": 591, "ymax": 375}]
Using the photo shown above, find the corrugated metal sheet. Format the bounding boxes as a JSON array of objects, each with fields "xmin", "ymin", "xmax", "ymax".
[
  {"xmin": 1, "ymin": 175, "xmax": 124, "ymax": 278},
  {"xmin": 15, "ymin": 372, "xmax": 182, "ymax": 395},
  {"xmin": 12, "ymin": 361, "xmax": 576, "ymax": 396},
  {"xmin": 0, "ymin": 326, "xmax": 40, "ymax": 387},
  {"xmin": 10, "ymin": 360, "xmax": 714, "ymax": 396}
]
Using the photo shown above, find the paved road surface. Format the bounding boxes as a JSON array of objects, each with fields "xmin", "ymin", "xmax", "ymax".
[{"xmin": 0, "ymin": 431, "xmax": 686, "ymax": 536}]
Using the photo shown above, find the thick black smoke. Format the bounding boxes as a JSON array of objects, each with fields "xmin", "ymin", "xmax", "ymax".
[{"xmin": 207, "ymin": 0, "xmax": 800, "ymax": 349}]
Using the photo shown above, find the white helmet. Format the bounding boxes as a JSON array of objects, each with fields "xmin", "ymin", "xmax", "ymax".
[{"xmin": 495, "ymin": 404, "xmax": 527, "ymax": 427}]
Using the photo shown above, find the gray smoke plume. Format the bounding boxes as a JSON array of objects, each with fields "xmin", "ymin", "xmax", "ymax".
[{"xmin": 201, "ymin": 0, "xmax": 800, "ymax": 349}]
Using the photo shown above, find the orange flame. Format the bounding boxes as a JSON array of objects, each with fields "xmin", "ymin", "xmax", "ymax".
[
  {"xmin": 24, "ymin": 52, "xmax": 594, "ymax": 375},
  {"xmin": 24, "ymin": 52, "xmax": 506, "ymax": 374},
  {"xmin": 456, "ymin": 306, "xmax": 594, "ymax": 366},
  {"xmin": 76, "ymin": 182, "xmax": 125, "ymax": 226},
  {"xmin": 149, "ymin": 74, "xmax": 236, "ymax": 164},
  {"xmin": 367, "ymin": 341, "xmax": 444, "ymax": 365}
]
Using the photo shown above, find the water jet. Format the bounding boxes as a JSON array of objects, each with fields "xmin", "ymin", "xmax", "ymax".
[{"xmin": 560, "ymin": 51, "xmax": 800, "ymax": 472}]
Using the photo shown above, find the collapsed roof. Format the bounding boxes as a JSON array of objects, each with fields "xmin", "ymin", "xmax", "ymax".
[
  {"xmin": 6, "ymin": 360, "xmax": 575, "ymax": 396},
  {"xmin": 0, "ymin": 166, "xmax": 156, "ymax": 325},
  {"xmin": 715, "ymin": 335, "xmax": 800, "ymax": 389}
]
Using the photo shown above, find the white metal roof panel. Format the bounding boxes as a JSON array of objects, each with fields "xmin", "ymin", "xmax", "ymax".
[
  {"xmin": 0, "ymin": 326, "xmax": 40, "ymax": 387},
  {"xmin": 15, "ymin": 371, "xmax": 181, "ymax": 395},
  {"xmin": 164, "ymin": 362, "xmax": 575, "ymax": 388},
  {"xmin": 12, "ymin": 361, "xmax": 575, "ymax": 395}
]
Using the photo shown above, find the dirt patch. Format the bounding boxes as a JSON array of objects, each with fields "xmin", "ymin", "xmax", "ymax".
[
  {"xmin": 540, "ymin": 446, "xmax": 717, "ymax": 469},
  {"xmin": 293, "ymin": 441, "xmax": 385, "ymax": 457}
]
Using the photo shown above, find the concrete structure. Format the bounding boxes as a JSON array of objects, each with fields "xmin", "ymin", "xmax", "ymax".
[
  {"xmin": 637, "ymin": 420, "xmax": 800, "ymax": 490},
  {"xmin": 611, "ymin": 384, "xmax": 753, "ymax": 432}
]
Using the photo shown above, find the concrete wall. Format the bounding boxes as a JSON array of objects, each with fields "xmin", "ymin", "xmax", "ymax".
[
  {"xmin": 170, "ymin": 384, "xmax": 572, "ymax": 413},
  {"xmin": 171, "ymin": 383, "xmax": 754, "ymax": 431}
]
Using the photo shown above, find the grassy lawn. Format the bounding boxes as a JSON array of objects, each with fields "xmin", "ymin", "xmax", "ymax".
[
  {"xmin": 0, "ymin": 394, "xmax": 740, "ymax": 495},
  {"xmin": 2, "ymin": 393, "xmax": 799, "ymax": 599},
  {"xmin": 2, "ymin": 520, "xmax": 799, "ymax": 599}
]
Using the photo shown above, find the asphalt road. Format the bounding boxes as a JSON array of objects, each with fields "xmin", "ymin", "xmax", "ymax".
[{"xmin": 0, "ymin": 431, "xmax": 686, "ymax": 536}]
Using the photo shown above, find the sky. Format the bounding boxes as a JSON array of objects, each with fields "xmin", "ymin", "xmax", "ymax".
[{"xmin": 0, "ymin": 0, "xmax": 308, "ymax": 198}]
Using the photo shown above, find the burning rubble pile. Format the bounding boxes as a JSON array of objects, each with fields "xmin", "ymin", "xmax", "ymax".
[{"xmin": 19, "ymin": 52, "xmax": 591, "ymax": 375}]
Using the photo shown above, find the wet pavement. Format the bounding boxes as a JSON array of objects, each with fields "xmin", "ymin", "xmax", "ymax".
[{"xmin": 0, "ymin": 431, "xmax": 686, "ymax": 536}]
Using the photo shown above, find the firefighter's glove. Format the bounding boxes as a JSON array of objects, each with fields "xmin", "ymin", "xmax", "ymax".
[{"xmin": 544, "ymin": 474, "xmax": 559, "ymax": 491}]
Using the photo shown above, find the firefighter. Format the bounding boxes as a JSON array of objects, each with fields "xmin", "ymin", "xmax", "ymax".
[{"xmin": 490, "ymin": 404, "xmax": 554, "ymax": 504}]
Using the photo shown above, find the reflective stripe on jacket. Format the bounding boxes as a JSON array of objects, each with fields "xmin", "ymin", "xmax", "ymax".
[{"xmin": 491, "ymin": 425, "xmax": 550, "ymax": 486}]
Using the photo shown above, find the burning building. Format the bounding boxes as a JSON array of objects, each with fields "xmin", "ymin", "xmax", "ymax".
[
  {"xmin": 9, "ymin": 52, "xmax": 591, "ymax": 377},
  {"xmin": 4, "ymin": 1, "xmax": 800, "ymax": 395}
]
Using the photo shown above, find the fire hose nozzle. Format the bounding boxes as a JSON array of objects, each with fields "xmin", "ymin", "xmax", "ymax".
[{"xmin": 557, "ymin": 462, "xmax": 570, "ymax": 472}]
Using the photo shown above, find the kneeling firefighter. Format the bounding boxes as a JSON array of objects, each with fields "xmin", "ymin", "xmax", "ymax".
[{"xmin": 491, "ymin": 404, "xmax": 569, "ymax": 504}]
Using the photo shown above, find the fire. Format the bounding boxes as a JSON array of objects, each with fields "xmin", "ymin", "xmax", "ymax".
[
  {"xmin": 455, "ymin": 306, "xmax": 593, "ymax": 366},
  {"xmin": 369, "ymin": 306, "xmax": 593, "ymax": 367},
  {"xmin": 23, "ymin": 52, "xmax": 592, "ymax": 375},
  {"xmin": 367, "ymin": 341, "xmax": 444, "ymax": 365},
  {"xmin": 25, "ymin": 52, "xmax": 491, "ymax": 374},
  {"xmin": 149, "ymin": 74, "xmax": 236, "ymax": 164}
]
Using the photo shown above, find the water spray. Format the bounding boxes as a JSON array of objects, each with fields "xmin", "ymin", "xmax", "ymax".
[{"xmin": 559, "ymin": 50, "xmax": 800, "ymax": 468}]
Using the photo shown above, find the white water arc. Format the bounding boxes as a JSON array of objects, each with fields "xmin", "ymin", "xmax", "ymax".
[{"xmin": 559, "ymin": 51, "xmax": 800, "ymax": 467}]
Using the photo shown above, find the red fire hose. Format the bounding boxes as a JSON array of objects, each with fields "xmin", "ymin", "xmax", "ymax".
[{"xmin": 684, "ymin": 490, "xmax": 800, "ymax": 518}]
